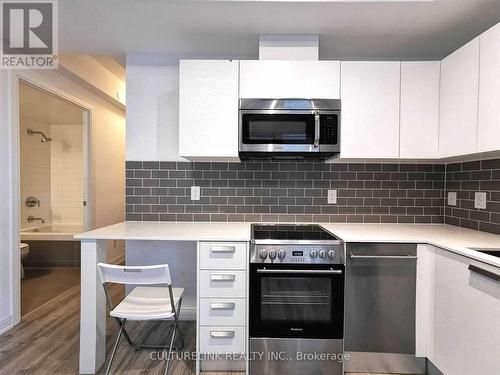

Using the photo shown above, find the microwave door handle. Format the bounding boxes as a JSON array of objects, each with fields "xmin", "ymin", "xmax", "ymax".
[{"xmin": 313, "ymin": 112, "xmax": 320, "ymax": 149}]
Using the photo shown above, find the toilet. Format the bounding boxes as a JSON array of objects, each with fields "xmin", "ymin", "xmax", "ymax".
[{"xmin": 20, "ymin": 243, "xmax": 29, "ymax": 279}]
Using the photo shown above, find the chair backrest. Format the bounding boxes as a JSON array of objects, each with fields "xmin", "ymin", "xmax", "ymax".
[{"xmin": 97, "ymin": 263, "xmax": 172, "ymax": 286}]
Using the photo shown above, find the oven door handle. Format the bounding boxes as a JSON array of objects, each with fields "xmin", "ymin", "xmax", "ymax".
[{"xmin": 256, "ymin": 268, "xmax": 342, "ymax": 275}]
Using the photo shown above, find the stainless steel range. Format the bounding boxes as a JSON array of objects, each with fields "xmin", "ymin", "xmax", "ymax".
[{"xmin": 249, "ymin": 224, "xmax": 345, "ymax": 375}]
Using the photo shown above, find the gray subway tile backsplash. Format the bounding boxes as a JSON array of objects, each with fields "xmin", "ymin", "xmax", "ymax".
[
  {"xmin": 125, "ymin": 158, "xmax": 500, "ymax": 235},
  {"xmin": 444, "ymin": 158, "xmax": 500, "ymax": 235},
  {"xmin": 126, "ymin": 160, "xmax": 445, "ymax": 225}
]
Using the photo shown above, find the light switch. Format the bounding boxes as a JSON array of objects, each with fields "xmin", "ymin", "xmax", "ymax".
[
  {"xmin": 191, "ymin": 186, "xmax": 200, "ymax": 201},
  {"xmin": 474, "ymin": 192, "xmax": 487, "ymax": 209},
  {"xmin": 447, "ymin": 192, "xmax": 457, "ymax": 206},
  {"xmin": 328, "ymin": 190, "xmax": 337, "ymax": 204}
]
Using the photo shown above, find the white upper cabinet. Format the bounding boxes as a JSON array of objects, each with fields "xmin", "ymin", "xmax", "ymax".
[
  {"xmin": 438, "ymin": 38, "xmax": 480, "ymax": 158},
  {"xmin": 239, "ymin": 60, "xmax": 340, "ymax": 99},
  {"xmin": 340, "ymin": 61, "xmax": 401, "ymax": 158},
  {"xmin": 179, "ymin": 60, "xmax": 239, "ymax": 161},
  {"xmin": 400, "ymin": 61, "xmax": 440, "ymax": 159},
  {"xmin": 477, "ymin": 22, "xmax": 500, "ymax": 152}
]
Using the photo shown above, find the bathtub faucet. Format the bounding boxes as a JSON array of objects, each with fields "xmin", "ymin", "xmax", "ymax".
[{"xmin": 27, "ymin": 216, "xmax": 45, "ymax": 224}]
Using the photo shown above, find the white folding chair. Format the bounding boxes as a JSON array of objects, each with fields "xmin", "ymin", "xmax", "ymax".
[{"xmin": 97, "ymin": 263, "xmax": 185, "ymax": 375}]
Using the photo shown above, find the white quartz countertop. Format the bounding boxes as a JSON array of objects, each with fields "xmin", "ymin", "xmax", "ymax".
[
  {"xmin": 74, "ymin": 221, "xmax": 252, "ymax": 241},
  {"xmin": 75, "ymin": 221, "xmax": 500, "ymax": 268},
  {"xmin": 322, "ymin": 223, "xmax": 500, "ymax": 268}
]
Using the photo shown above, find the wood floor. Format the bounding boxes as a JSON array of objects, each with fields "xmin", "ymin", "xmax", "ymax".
[
  {"xmin": 0, "ymin": 284, "xmax": 239, "ymax": 375},
  {"xmin": 0, "ymin": 284, "xmax": 405, "ymax": 375},
  {"xmin": 21, "ymin": 267, "xmax": 80, "ymax": 316}
]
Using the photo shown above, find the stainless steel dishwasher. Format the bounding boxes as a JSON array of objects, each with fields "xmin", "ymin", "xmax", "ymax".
[{"xmin": 345, "ymin": 243, "xmax": 426, "ymax": 374}]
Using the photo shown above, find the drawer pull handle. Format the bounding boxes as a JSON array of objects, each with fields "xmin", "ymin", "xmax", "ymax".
[
  {"xmin": 210, "ymin": 330, "xmax": 235, "ymax": 338},
  {"xmin": 468, "ymin": 264, "xmax": 500, "ymax": 282},
  {"xmin": 210, "ymin": 302, "xmax": 236, "ymax": 310},
  {"xmin": 210, "ymin": 274, "xmax": 236, "ymax": 282},
  {"xmin": 350, "ymin": 253, "xmax": 418, "ymax": 260},
  {"xmin": 211, "ymin": 246, "xmax": 236, "ymax": 253}
]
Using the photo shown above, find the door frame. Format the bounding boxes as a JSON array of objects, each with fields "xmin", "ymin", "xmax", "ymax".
[{"xmin": 11, "ymin": 72, "xmax": 94, "ymax": 325}]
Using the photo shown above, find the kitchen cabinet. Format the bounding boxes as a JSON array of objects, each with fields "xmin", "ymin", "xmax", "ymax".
[
  {"xmin": 438, "ymin": 38, "xmax": 480, "ymax": 158},
  {"xmin": 340, "ymin": 61, "xmax": 401, "ymax": 158},
  {"xmin": 179, "ymin": 60, "xmax": 239, "ymax": 161},
  {"xmin": 197, "ymin": 242, "xmax": 248, "ymax": 373},
  {"xmin": 239, "ymin": 60, "xmax": 340, "ymax": 99},
  {"xmin": 477, "ymin": 22, "xmax": 500, "ymax": 152},
  {"xmin": 400, "ymin": 62, "xmax": 440, "ymax": 158},
  {"xmin": 433, "ymin": 247, "xmax": 500, "ymax": 375}
]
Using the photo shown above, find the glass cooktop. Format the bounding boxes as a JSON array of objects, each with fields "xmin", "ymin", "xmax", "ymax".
[{"xmin": 252, "ymin": 224, "xmax": 340, "ymax": 241}]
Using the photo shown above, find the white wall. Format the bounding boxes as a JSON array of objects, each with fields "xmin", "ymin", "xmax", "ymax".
[
  {"xmin": 0, "ymin": 71, "xmax": 14, "ymax": 334},
  {"xmin": 126, "ymin": 57, "xmax": 185, "ymax": 161},
  {"xmin": 50, "ymin": 124, "xmax": 84, "ymax": 225}
]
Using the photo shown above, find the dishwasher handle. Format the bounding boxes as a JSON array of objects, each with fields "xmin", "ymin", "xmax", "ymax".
[{"xmin": 350, "ymin": 253, "xmax": 418, "ymax": 260}]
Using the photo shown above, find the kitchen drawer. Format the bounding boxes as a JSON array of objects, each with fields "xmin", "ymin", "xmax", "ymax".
[
  {"xmin": 199, "ymin": 270, "xmax": 246, "ymax": 298},
  {"xmin": 199, "ymin": 242, "xmax": 247, "ymax": 270},
  {"xmin": 199, "ymin": 298, "xmax": 246, "ymax": 326},
  {"xmin": 199, "ymin": 326, "xmax": 246, "ymax": 354}
]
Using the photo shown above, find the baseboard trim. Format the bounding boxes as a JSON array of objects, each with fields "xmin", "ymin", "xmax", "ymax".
[
  {"xmin": 0, "ymin": 315, "xmax": 13, "ymax": 335},
  {"xmin": 179, "ymin": 308, "xmax": 195, "ymax": 321}
]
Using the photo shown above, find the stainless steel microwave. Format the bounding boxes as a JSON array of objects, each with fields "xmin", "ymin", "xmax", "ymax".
[{"xmin": 239, "ymin": 98, "xmax": 341, "ymax": 160}]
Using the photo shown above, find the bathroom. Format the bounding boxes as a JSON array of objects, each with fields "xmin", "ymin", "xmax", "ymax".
[{"xmin": 19, "ymin": 81, "xmax": 89, "ymax": 317}]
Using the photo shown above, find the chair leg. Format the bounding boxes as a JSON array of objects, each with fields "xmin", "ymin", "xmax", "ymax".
[
  {"xmin": 105, "ymin": 321, "xmax": 125, "ymax": 375},
  {"xmin": 114, "ymin": 317, "xmax": 136, "ymax": 348},
  {"xmin": 175, "ymin": 298, "xmax": 185, "ymax": 350},
  {"xmin": 164, "ymin": 297, "xmax": 184, "ymax": 375},
  {"xmin": 163, "ymin": 320, "xmax": 178, "ymax": 375}
]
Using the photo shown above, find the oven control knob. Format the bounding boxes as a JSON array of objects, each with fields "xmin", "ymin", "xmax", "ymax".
[
  {"xmin": 259, "ymin": 249, "xmax": 268, "ymax": 260},
  {"xmin": 277, "ymin": 250, "xmax": 286, "ymax": 260},
  {"xmin": 328, "ymin": 249, "xmax": 336, "ymax": 259},
  {"xmin": 310, "ymin": 250, "xmax": 319, "ymax": 258},
  {"xmin": 319, "ymin": 250, "xmax": 327, "ymax": 259},
  {"xmin": 268, "ymin": 249, "xmax": 277, "ymax": 260}
]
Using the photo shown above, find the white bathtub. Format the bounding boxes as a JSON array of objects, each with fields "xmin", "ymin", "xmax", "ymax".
[{"xmin": 20, "ymin": 225, "xmax": 85, "ymax": 241}]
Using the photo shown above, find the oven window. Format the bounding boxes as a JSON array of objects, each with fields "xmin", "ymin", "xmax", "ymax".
[
  {"xmin": 260, "ymin": 276, "xmax": 332, "ymax": 324},
  {"xmin": 241, "ymin": 114, "xmax": 315, "ymax": 144}
]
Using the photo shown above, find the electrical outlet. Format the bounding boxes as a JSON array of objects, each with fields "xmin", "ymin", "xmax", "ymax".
[
  {"xmin": 191, "ymin": 186, "xmax": 200, "ymax": 201},
  {"xmin": 474, "ymin": 192, "xmax": 487, "ymax": 209},
  {"xmin": 447, "ymin": 192, "xmax": 457, "ymax": 206},
  {"xmin": 327, "ymin": 189, "xmax": 337, "ymax": 204}
]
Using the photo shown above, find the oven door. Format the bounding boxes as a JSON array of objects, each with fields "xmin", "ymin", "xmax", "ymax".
[
  {"xmin": 249, "ymin": 263, "xmax": 344, "ymax": 339},
  {"xmin": 239, "ymin": 110, "xmax": 319, "ymax": 153}
]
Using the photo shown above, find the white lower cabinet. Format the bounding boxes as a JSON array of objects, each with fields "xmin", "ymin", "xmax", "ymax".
[
  {"xmin": 199, "ymin": 326, "xmax": 246, "ymax": 354},
  {"xmin": 197, "ymin": 241, "xmax": 248, "ymax": 373},
  {"xmin": 433, "ymin": 247, "xmax": 500, "ymax": 375},
  {"xmin": 199, "ymin": 298, "xmax": 246, "ymax": 326}
]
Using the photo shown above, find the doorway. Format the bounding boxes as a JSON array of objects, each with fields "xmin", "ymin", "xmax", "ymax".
[{"xmin": 17, "ymin": 80, "xmax": 91, "ymax": 317}]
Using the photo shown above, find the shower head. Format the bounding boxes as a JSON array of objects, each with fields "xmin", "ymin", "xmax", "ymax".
[{"xmin": 27, "ymin": 128, "xmax": 52, "ymax": 143}]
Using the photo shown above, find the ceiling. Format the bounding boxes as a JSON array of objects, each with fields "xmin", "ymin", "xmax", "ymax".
[
  {"xmin": 19, "ymin": 82, "xmax": 84, "ymax": 125},
  {"xmin": 58, "ymin": 0, "xmax": 500, "ymax": 65}
]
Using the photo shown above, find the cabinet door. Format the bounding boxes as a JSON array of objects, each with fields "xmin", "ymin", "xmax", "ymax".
[
  {"xmin": 438, "ymin": 38, "xmax": 480, "ymax": 158},
  {"xmin": 340, "ymin": 61, "xmax": 401, "ymax": 158},
  {"xmin": 434, "ymin": 249, "xmax": 500, "ymax": 375},
  {"xmin": 179, "ymin": 60, "xmax": 239, "ymax": 160},
  {"xmin": 239, "ymin": 60, "xmax": 340, "ymax": 99},
  {"xmin": 478, "ymin": 22, "xmax": 500, "ymax": 152},
  {"xmin": 400, "ymin": 62, "xmax": 440, "ymax": 158}
]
